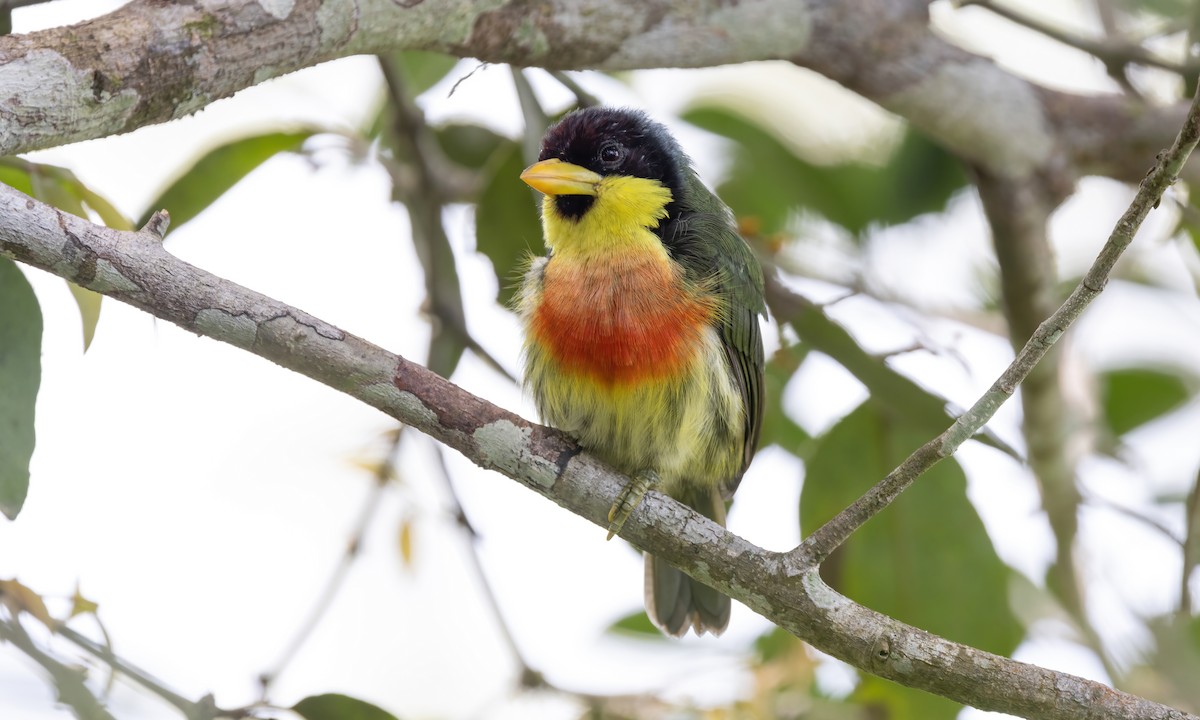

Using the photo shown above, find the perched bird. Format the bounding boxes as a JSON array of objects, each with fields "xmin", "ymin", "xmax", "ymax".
[{"xmin": 517, "ymin": 107, "xmax": 766, "ymax": 637}]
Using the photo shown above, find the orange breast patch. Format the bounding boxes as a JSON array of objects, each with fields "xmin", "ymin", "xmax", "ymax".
[{"xmin": 531, "ymin": 253, "xmax": 715, "ymax": 387}]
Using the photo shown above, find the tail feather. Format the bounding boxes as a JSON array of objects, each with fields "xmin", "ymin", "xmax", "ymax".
[
  {"xmin": 643, "ymin": 486, "xmax": 731, "ymax": 637},
  {"xmin": 645, "ymin": 555, "xmax": 730, "ymax": 636}
]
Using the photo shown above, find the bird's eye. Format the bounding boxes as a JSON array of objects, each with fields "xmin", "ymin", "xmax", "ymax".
[{"xmin": 598, "ymin": 142, "xmax": 623, "ymax": 167}]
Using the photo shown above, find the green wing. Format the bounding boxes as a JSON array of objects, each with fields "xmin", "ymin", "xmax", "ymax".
[{"xmin": 662, "ymin": 174, "xmax": 766, "ymax": 491}]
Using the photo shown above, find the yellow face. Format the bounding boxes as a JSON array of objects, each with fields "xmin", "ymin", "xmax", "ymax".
[{"xmin": 520, "ymin": 158, "xmax": 674, "ymax": 260}]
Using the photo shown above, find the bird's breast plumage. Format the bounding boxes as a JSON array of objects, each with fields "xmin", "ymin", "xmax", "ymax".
[{"xmin": 529, "ymin": 252, "xmax": 714, "ymax": 387}]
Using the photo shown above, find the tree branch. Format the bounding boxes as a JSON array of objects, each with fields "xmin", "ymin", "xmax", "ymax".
[
  {"xmin": 957, "ymin": 0, "xmax": 1198, "ymax": 76},
  {"xmin": 0, "ymin": 0, "xmax": 1191, "ymax": 189},
  {"xmin": 1, "ymin": 154, "xmax": 1197, "ymax": 720}
]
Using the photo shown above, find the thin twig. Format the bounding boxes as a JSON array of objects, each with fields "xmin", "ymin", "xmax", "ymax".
[
  {"xmin": 0, "ymin": 619, "xmax": 117, "ymax": 720},
  {"xmin": 548, "ymin": 70, "xmax": 599, "ymax": 108},
  {"xmin": 1086, "ymin": 495, "xmax": 1183, "ymax": 547},
  {"xmin": 956, "ymin": 0, "xmax": 1200, "ymax": 76},
  {"xmin": 793, "ymin": 82, "xmax": 1200, "ymax": 567},
  {"xmin": 1182, "ymin": 464, "xmax": 1200, "ymax": 615},
  {"xmin": 429, "ymin": 442, "xmax": 544, "ymax": 688},
  {"xmin": 56, "ymin": 625, "xmax": 235, "ymax": 720},
  {"xmin": 259, "ymin": 429, "xmax": 400, "ymax": 695}
]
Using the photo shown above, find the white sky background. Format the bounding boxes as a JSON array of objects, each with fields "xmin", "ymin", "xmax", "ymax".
[{"xmin": 3, "ymin": 1, "xmax": 1200, "ymax": 719}]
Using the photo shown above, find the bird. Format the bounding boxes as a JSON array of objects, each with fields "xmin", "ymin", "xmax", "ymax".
[{"xmin": 516, "ymin": 107, "xmax": 766, "ymax": 637}]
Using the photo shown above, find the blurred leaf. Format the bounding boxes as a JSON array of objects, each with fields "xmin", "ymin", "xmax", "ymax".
[
  {"xmin": 386, "ymin": 50, "xmax": 459, "ymax": 98},
  {"xmin": 878, "ymin": 130, "xmax": 968, "ymax": 223},
  {"xmin": 76, "ymin": 184, "xmax": 132, "ymax": 231},
  {"xmin": 136, "ymin": 130, "xmax": 317, "ymax": 231},
  {"xmin": 0, "ymin": 161, "xmax": 33, "ymax": 194},
  {"xmin": 854, "ymin": 677, "xmax": 960, "ymax": 720},
  {"xmin": 365, "ymin": 51, "xmax": 460, "ymax": 140},
  {"xmin": 606, "ymin": 610, "xmax": 666, "ymax": 639},
  {"xmin": 683, "ymin": 106, "xmax": 965, "ymax": 237},
  {"xmin": 0, "ymin": 258, "xmax": 41, "ymax": 520},
  {"xmin": 475, "ymin": 139, "xmax": 543, "ymax": 306},
  {"xmin": 775, "ymin": 290, "xmax": 1016, "ymax": 458},
  {"xmin": 0, "ymin": 157, "xmax": 130, "ymax": 229},
  {"xmin": 754, "ymin": 625, "xmax": 799, "ymax": 663},
  {"xmin": 1100, "ymin": 367, "xmax": 1194, "ymax": 436},
  {"xmin": 802, "ymin": 401, "xmax": 1021, "ymax": 720},
  {"xmin": 67, "ymin": 283, "xmax": 102, "ymax": 351},
  {"xmin": 0, "ymin": 578, "xmax": 55, "ymax": 627},
  {"xmin": 69, "ymin": 583, "xmax": 99, "ymax": 619},
  {"xmin": 1122, "ymin": 614, "xmax": 1200, "ymax": 712},
  {"xmin": 293, "ymin": 693, "xmax": 401, "ymax": 720},
  {"xmin": 398, "ymin": 518, "xmax": 415, "ymax": 568},
  {"xmin": 760, "ymin": 345, "xmax": 813, "ymax": 457},
  {"xmin": 435, "ymin": 123, "xmax": 507, "ymax": 170},
  {"xmin": 0, "ymin": 159, "xmax": 134, "ymax": 350}
]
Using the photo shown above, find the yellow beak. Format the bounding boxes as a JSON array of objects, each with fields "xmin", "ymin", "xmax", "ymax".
[{"xmin": 520, "ymin": 159, "xmax": 601, "ymax": 196}]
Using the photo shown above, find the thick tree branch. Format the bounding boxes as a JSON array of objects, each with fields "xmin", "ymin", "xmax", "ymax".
[
  {"xmin": 1, "ymin": 174, "xmax": 1197, "ymax": 720},
  {"xmin": 0, "ymin": 0, "xmax": 1190, "ymax": 189}
]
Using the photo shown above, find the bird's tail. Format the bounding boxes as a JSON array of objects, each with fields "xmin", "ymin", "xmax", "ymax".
[{"xmin": 644, "ymin": 486, "xmax": 730, "ymax": 636}]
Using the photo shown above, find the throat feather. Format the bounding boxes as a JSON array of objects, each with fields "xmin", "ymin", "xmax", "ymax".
[{"xmin": 532, "ymin": 254, "xmax": 714, "ymax": 386}]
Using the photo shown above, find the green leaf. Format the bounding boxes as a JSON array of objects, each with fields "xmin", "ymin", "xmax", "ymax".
[
  {"xmin": 435, "ymin": 123, "xmax": 506, "ymax": 170},
  {"xmin": 0, "ymin": 158, "xmax": 134, "ymax": 351},
  {"xmin": 682, "ymin": 106, "xmax": 810, "ymax": 234},
  {"xmin": 67, "ymin": 282, "xmax": 102, "ymax": 351},
  {"xmin": 365, "ymin": 52, "xmax": 460, "ymax": 141},
  {"xmin": 387, "ymin": 50, "xmax": 459, "ymax": 98},
  {"xmin": 682, "ymin": 106, "xmax": 965, "ymax": 237},
  {"xmin": 0, "ymin": 258, "xmax": 42, "ymax": 519},
  {"xmin": 801, "ymin": 401, "xmax": 1021, "ymax": 720},
  {"xmin": 760, "ymin": 345, "xmax": 813, "ymax": 457},
  {"xmin": 754, "ymin": 625, "xmax": 799, "ymax": 663},
  {"xmin": 1100, "ymin": 367, "xmax": 1193, "ymax": 436},
  {"xmin": 0, "ymin": 157, "xmax": 130, "ymax": 229},
  {"xmin": 1124, "ymin": 614, "xmax": 1200, "ymax": 710},
  {"xmin": 76, "ymin": 184, "xmax": 132, "ymax": 231},
  {"xmin": 777, "ymin": 291, "xmax": 1016, "ymax": 458},
  {"xmin": 0, "ymin": 160, "xmax": 34, "ymax": 195},
  {"xmin": 475, "ymin": 139, "xmax": 543, "ymax": 306},
  {"xmin": 606, "ymin": 610, "xmax": 666, "ymax": 639},
  {"xmin": 293, "ymin": 693, "xmax": 402, "ymax": 720},
  {"xmin": 136, "ymin": 130, "xmax": 317, "ymax": 231}
]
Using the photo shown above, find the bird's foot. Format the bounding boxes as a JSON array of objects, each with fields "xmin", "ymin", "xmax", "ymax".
[{"xmin": 607, "ymin": 469, "xmax": 659, "ymax": 540}]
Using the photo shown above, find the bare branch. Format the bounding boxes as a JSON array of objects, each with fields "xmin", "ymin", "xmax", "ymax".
[
  {"xmin": 1, "ymin": 170, "xmax": 1197, "ymax": 720},
  {"xmin": 0, "ymin": 0, "xmax": 1190, "ymax": 189}
]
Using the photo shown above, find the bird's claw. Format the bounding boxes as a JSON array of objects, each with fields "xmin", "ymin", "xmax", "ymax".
[{"xmin": 606, "ymin": 469, "xmax": 659, "ymax": 540}]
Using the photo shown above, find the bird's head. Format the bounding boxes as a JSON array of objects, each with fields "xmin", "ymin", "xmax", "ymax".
[{"xmin": 520, "ymin": 107, "xmax": 687, "ymax": 226}]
